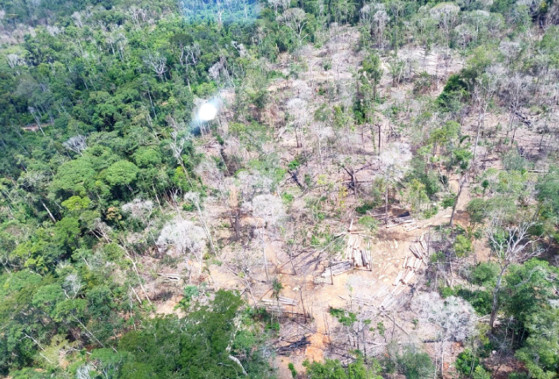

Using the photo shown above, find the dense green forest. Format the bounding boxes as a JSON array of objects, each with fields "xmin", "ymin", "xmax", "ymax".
[{"xmin": 1, "ymin": 0, "xmax": 559, "ymax": 377}]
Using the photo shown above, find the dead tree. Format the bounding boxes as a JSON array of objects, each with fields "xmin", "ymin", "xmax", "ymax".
[{"xmin": 486, "ymin": 220, "xmax": 543, "ymax": 329}]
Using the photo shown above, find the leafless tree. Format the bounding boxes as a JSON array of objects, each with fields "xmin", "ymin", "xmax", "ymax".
[
  {"xmin": 143, "ymin": 52, "xmax": 167, "ymax": 80},
  {"xmin": 279, "ymin": 8, "xmax": 307, "ymax": 45},
  {"xmin": 430, "ymin": 3, "xmax": 460, "ymax": 45},
  {"xmin": 360, "ymin": 3, "xmax": 389, "ymax": 48},
  {"xmin": 105, "ymin": 31, "xmax": 127, "ymax": 61},
  {"xmin": 412, "ymin": 292, "xmax": 477, "ymax": 375},
  {"xmin": 72, "ymin": 11, "xmax": 84, "ymax": 28},
  {"xmin": 472, "ymin": 67, "xmax": 501, "ymax": 167},
  {"xmin": 372, "ymin": 6, "xmax": 389, "ymax": 49},
  {"xmin": 121, "ymin": 198, "xmax": 154, "ymax": 222},
  {"xmin": 486, "ymin": 219, "xmax": 543, "ymax": 329},
  {"xmin": 286, "ymin": 98, "xmax": 310, "ymax": 148},
  {"xmin": 242, "ymin": 194, "xmax": 286, "ymax": 281},
  {"xmin": 28, "ymin": 106, "xmax": 45, "ymax": 136},
  {"xmin": 377, "ymin": 143, "xmax": 412, "ymax": 222},
  {"xmin": 184, "ymin": 192, "xmax": 217, "ymax": 255},
  {"xmin": 6, "ymin": 54, "xmax": 23, "ymax": 70},
  {"xmin": 157, "ymin": 217, "xmax": 207, "ymax": 277},
  {"xmin": 454, "ymin": 24, "xmax": 474, "ymax": 49},
  {"xmin": 501, "ymin": 72, "xmax": 530, "ymax": 145},
  {"xmin": 268, "ymin": 0, "xmax": 290, "ymax": 15},
  {"xmin": 62, "ymin": 272, "xmax": 83, "ymax": 299},
  {"xmin": 128, "ymin": 6, "xmax": 148, "ymax": 27},
  {"xmin": 63, "ymin": 135, "xmax": 87, "ymax": 155}
]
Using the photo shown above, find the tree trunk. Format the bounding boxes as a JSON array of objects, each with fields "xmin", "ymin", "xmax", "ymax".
[
  {"xmin": 449, "ymin": 173, "xmax": 467, "ymax": 228},
  {"xmin": 378, "ymin": 123, "xmax": 382, "ymax": 153},
  {"xmin": 385, "ymin": 186, "xmax": 389, "ymax": 225},
  {"xmin": 41, "ymin": 201, "xmax": 57, "ymax": 223},
  {"xmin": 489, "ymin": 267, "xmax": 507, "ymax": 329}
]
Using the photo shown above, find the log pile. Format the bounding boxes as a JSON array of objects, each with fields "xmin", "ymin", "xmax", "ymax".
[
  {"xmin": 392, "ymin": 232, "xmax": 430, "ymax": 287},
  {"xmin": 345, "ymin": 234, "xmax": 371, "ymax": 269},
  {"xmin": 380, "ymin": 232, "xmax": 431, "ymax": 310}
]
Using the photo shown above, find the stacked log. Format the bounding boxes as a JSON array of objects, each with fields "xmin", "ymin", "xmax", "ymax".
[
  {"xmin": 345, "ymin": 234, "xmax": 372, "ymax": 269},
  {"xmin": 392, "ymin": 232, "xmax": 431, "ymax": 288}
]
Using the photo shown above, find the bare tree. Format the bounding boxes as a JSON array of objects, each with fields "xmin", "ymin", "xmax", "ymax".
[
  {"xmin": 6, "ymin": 54, "xmax": 24, "ymax": 72},
  {"xmin": 501, "ymin": 72, "xmax": 530, "ymax": 145},
  {"xmin": 472, "ymin": 67, "xmax": 500, "ymax": 167},
  {"xmin": 121, "ymin": 198, "xmax": 154, "ymax": 223},
  {"xmin": 360, "ymin": 3, "xmax": 390, "ymax": 48},
  {"xmin": 242, "ymin": 194, "xmax": 286, "ymax": 281},
  {"xmin": 412, "ymin": 292, "xmax": 477, "ymax": 376},
  {"xmin": 429, "ymin": 3, "xmax": 460, "ymax": 45},
  {"xmin": 128, "ymin": 6, "xmax": 148, "ymax": 27},
  {"xmin": 286, "ymin": 98, "xmax": 310, "ymax": 148},
  {"xmin": 487, "ymin": 220, "xmax": 543, "ymax": 329},
  {"xmin": 184, "ymin": 192, "xmax": 217, "ymax": 255},
  {"xmin": 372, "ymin": 6, "xmax": 389, "ymax": 49},
  {"xmin": 156, "ymin": 217, "xmax": 207, "ymax": 277},
  {"xmin": 72, "ymin": 11, "xmax": 84, "ymax": 28},
  {"xmin": 63, "ymin": 135, "xmax": 87, "ymax": 155},
  {"xmin": 279, "ymin": 8, "xmax": 307, "ymax": 46},
  {"xmin": 143, "ymin": 52, "xmax": 167, "ymax": 80},
  {"xmin": 268, "ymin": 0, "xmax": 290, "ymax": 15},
  {"xmin": 377, "ymin": 143, "xmax": 412, "ymax": 222},
  {"xmin": 28, "ymin": 106, "xmax": 45, "ymax": 136}
]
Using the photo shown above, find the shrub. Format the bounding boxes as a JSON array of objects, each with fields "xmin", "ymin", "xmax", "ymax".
[
  {"xmin": 454, "ymin": 235, "xmax": 472, "ymax": 258},
  {"xmin": 356, "ymin": 201, "xmax": 376, "ymax": 215},
  {"xmin": 471, "ymin": 263, "xmax": 498, "ymax": 286},
  {"xmin": 397, "ymin": 348, "xmax": 435, "ymax": 379},
  {"xmin": 456, "ymin": 349, "xmax": 480, "ymax": 376}
]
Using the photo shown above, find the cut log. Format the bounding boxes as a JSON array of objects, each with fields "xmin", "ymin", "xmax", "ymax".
[
  {"xmin": 353, "ymin": 249, "xmax": 363, "ymax": 267},
  {"xmin": 410, "ymin": 246, "xmax": 421, "ymax": 259},
  {"xmin": 359, "ymin": 250, "xmax": 370, "ymax": 268},
  {"xmin": 158, "ymin": 273, "xmax": 181, "ymax": 281},
  {"xmin": 406, "ymin": 257, "xmax": 414, "ymax": 269},
  {"xmin": 321, "ymin": 261, "xmax": 352, "ymax": 277},
  {"xmin": 393, "ymin": 271, "xmax": 404, "ymax": 286},
  {"xmin": 402, "ymin": 271, "xmax": 415, "ymax": 284},
  {"xmin": 278, "ymin": 296, "xmax": 298, "ymax": 306},
  {"xmin": 277, "ymin": 336, "xmax": 310, "ymax": 355}
]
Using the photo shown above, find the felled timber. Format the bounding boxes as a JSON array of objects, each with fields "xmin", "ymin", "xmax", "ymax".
[
  {"xmin": 158, "ymin": 273, "xmax": 181, "ymax": 281},
  {"xmin": 278, "ymin": 296, "xmax": 298, "ymax": 306},
  {"xmin": 409, "ymin": 246, "xmax": 421, "ymax": 259},
  {"xmin": 393, "ymin": 271, "xmax": 404, "ymax": 285},
  {"xmin": 321, "ymin": 261, "xmax": 353, "ymax": 277},
  {"xmin": 277, "ymin": 336, "xmax": 310, "ymax": 355},
  {"xmin": 402, "ymin": 271, "xmax": 415, "ymax": 284},
  {"xmin": 361, "ymin": 250, "xmax": 370, "ymax": 268}
]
